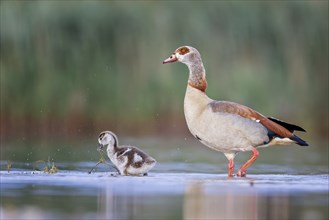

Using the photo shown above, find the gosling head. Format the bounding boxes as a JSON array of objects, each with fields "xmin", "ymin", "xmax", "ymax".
[
  {"xmin": 163, "ymin": 46, "xmax": 202, "ymax": 66},
  {"xmin": 97, "ymin": 131, "xmax": 118, "ymax": 151}
]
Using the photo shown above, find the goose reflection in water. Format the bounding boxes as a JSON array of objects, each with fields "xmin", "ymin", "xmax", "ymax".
[{"xmin": 183, "ymin": 181, "xmax": 289, "ymax": 220}]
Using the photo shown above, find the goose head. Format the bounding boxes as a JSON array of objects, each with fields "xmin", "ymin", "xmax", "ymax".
[
  {"xmin": 163, "ymin": 46, "xmax": 202, "ymax": 66},
  {"xmin": 97, "ymin": 131, "xmax": 118, "ymax": 152}
]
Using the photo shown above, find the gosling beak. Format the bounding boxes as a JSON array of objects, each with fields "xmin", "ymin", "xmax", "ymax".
[
  {"xmin": 97, "ymin": 143, "xmax": 104, "ymax": 152},
  {"xmin": 163, "ymin": 54, "xmax": 178, "ymax": 64}
]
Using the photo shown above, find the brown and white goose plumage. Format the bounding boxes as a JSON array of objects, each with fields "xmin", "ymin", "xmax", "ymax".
[{"xmin": 163, "ymin": 46, "xmax": 308, "ymax": 177}]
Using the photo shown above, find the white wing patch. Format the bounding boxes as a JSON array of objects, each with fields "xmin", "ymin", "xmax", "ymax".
[
  {"xmin": 120, "ymin": 148, "xmax": 132, "ymax": 157},
  {"xmin": 133, "ymin": 153, "xmax": 143, "ymax": 163},
  {"xmin": 248, "ymin": 117, "xmax": 260, "ymax": 123}
]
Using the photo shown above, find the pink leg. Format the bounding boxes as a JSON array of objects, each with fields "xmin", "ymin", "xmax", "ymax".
[
  {"xmin": 236, "ymin": 148, "xmax": 259, "ymax": 177},
  {"xmin": 228, "ymin": 159, "xmax": 235, "ymax": 177}
]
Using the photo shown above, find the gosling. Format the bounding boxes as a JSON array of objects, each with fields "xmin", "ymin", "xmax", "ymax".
[{"xmin": 97, "ymin": 131, "xmax": 156, "ymax": 176}]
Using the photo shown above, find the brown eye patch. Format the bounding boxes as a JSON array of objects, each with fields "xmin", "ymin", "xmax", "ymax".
[{"xmin": 176, "ymin": 47, "xmax": 190, "ymax": 55}]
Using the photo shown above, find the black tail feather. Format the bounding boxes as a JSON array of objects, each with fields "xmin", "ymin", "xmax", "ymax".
[
  {"xmin": 268, "ymin": 117, "xmax": 306, "ymax": 132},
  {"xmin": 291, "ymin": 134, "xmax": 309, "ymax": 146}
]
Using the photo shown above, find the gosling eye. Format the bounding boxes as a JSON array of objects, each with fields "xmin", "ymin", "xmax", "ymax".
[{"xmin": 98, "ymin": 133, "xmax": 105, "ymax": 140}]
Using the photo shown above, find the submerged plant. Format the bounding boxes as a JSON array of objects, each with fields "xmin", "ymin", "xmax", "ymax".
[
  {"xmin": 34, "ymin": 157, "xmax": 59, "ymax": 174},
  {"xmin": 48, "ymin": 162, "xmax": 58, "ymax": 174},
  {"xmin": 7, "ymin": 160, "xmax": 11, "ymax": 173}
]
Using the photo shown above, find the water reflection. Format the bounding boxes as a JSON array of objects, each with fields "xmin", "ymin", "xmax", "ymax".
[
  {"xmin": 92, "ymin": 174, "xmax": 328, "ymax": 220},
  {"xmin": 1, "ymin": 170, "xmax": 328, "ymax": 220},
  {"xmin": 183, "ymin": 182, "xmax": 290, "ymax": 220},
  {"xmin": 96, "ymin": 181, "xmax": 182, "ymax": 219}
]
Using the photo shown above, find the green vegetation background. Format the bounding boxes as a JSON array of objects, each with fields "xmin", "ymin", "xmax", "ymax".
[{"xmin": 1, "ymin": 1, "xmax": 328, "ymax": 145}]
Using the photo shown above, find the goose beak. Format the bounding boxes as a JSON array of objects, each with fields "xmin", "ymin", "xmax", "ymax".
[
  {"xmin": 163, "ymin": 54, "xmax": 178, "ymax": 64},
  {"xmin": 97, "ymin": 143, "xmax": 104, "ymax": 152}
]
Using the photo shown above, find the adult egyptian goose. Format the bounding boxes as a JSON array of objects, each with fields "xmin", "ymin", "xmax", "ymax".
[
  {"xmin": 97, "ymin": 131, "xmax": 156, "ymax": 176},
  {"xmin": 163, "ymin": 46, "xmax": 308, "ymax": 177}
]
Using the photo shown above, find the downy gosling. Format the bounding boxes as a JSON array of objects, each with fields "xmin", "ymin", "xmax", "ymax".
[{"xmin": 97, "ymin": 131, "xmax": 156, "ymax": 176}]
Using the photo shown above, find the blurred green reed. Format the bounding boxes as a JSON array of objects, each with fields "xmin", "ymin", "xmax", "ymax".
[{"xmin": 1, "ymin": 1, "xmax": 328, "ymax": 141}]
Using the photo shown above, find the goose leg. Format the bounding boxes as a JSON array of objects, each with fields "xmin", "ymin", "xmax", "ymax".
[
  {"xmin": 228, "ymin": 159, "xmax": 235, "ymax": 177},
  {"xmin": 236, "ymin": 147, "xmax": 259, "ymax": 177}
]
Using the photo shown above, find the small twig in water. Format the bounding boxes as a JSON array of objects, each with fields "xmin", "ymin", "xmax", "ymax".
[
  {"xmin": 88, "ymin": 150, "xmax": 116, "ymax": 174},
  {"xmin": 88, "ymin": 160, "xmax": 104, "ymax": 174}
]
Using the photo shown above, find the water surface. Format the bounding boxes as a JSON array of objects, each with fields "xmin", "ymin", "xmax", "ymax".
[{"xmin": 1, "ymin": 137, "xmax": 328, "ymax": 219}]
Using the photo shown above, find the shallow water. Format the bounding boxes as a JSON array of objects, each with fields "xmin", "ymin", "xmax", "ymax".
[
  {"xmin": 1, "ymin": 164, "xmax": 328, "ymax": 220},
  {"xmin": 1, "ymin": 137, "xmax": 328, "ymax": 219}
]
